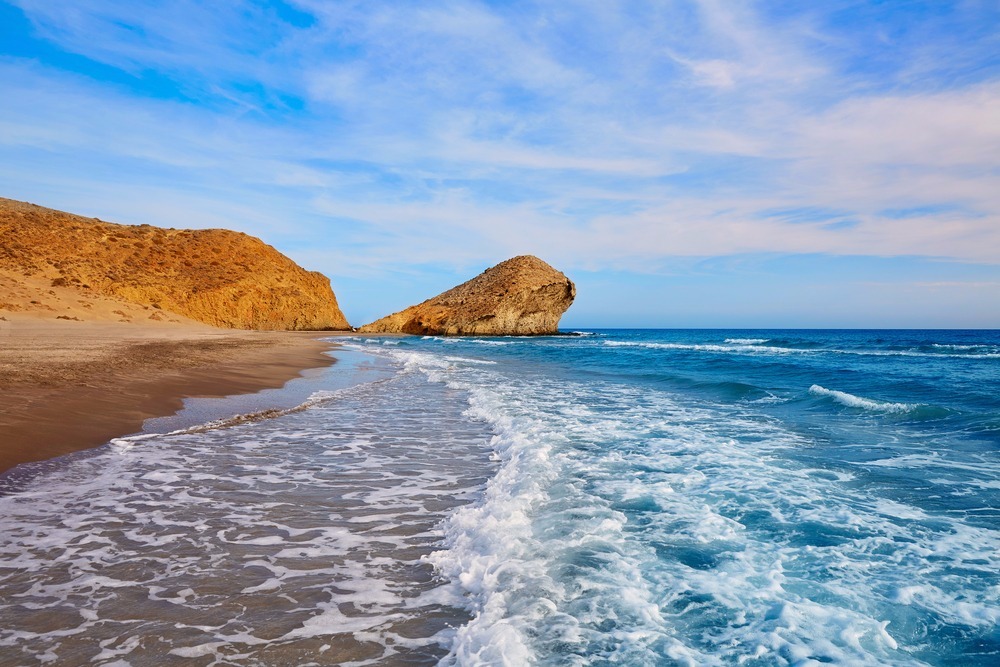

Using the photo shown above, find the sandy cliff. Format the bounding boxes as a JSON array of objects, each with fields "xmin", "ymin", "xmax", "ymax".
[
  {"xmin": 360, "ymin": 255, "xmax": 575, "ymax": 335},
  {"xmin": 0, "ymin": 198, "xmax": 350, "ymax": 330}
]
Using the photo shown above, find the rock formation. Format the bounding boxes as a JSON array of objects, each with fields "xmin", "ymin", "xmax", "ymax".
[
  {"xmin": 360, "ymin": 255, "xmax": 575, "ymax": 335},
  {"xmin": 0, "ymin": 197, "xmax": 351, "ymax": 330}
]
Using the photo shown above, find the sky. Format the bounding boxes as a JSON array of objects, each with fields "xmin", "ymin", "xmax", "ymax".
[{"xmin": 1, "ymin": 0, "xmax": 999, "ymax": 328}]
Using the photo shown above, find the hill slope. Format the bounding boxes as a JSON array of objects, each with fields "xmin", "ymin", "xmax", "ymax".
[{"xmin": 0, "ymin": 198, "xmax": 350, "ymax": 330}]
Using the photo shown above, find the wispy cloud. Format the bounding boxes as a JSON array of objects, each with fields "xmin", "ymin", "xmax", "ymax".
[{"xmin": 2, "ymin": 0, "xmax": 999, "ymax": 324}]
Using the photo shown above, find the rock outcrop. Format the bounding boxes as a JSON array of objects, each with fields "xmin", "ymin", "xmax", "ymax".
[
  {"xmin": 0, "ymin": 197, "xmax": 351, "ymax": 330},
  {"xmin": 360, "ymin": 255, "xmax": 575, "ymax": 335}
]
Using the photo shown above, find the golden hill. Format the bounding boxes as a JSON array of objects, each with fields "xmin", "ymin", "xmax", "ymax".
[{"xmin": 0, "ymin": 198, "xmax": 350, "ymax": 330}]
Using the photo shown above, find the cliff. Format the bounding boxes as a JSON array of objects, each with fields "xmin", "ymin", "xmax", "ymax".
[
  {"xmin": 0, "ymin": 197, "xmax": 350, "ymax": 330},
  {"xmin": 360, "ymin": 255, "xmax": 575, "ymax": 335}
]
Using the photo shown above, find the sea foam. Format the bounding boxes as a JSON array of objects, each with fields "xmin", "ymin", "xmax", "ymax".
[
  {"xmin": 3, "ymin": 329, "xmax": 997, "ymax": 665},
  {"xmin": 809, "ymin": 384, "xmax": 916, "ymax": 413},
  {"xmin": 0, "ymin": 368, "xmax": 494, "ymax": 666},
  {"xmin": 357, "ymin": 344, "xmax": 994, "ymax": 665}
]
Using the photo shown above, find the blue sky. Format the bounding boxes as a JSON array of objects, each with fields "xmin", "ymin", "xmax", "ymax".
[{"xmin": 1, "ymin": 0, "xmax": 999, "ymax": 328}]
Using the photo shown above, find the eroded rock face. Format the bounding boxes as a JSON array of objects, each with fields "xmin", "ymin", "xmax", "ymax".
[
  {"xmin": 360, "ymin": 255, "xmax": 575, "ymax": 335},
  {"xmin": 0, "ymin": 197, "xmax": 351, "ymax": 330}
]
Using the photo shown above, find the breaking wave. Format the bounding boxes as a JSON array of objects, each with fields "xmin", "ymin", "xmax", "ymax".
[{"xmin": 809, "ymin": 385, "xmax": 916, "ymax": 413}]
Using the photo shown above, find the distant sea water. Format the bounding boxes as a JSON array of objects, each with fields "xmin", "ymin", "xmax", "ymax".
[{"xmin": 1, "ymin": 330, "xmax": 998, "ymax": 666}]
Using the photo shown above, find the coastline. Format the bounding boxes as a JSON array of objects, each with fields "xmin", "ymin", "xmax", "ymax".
[{"xmin": 0, "ymin": 317, "xmax": 350, "ymax": 474}]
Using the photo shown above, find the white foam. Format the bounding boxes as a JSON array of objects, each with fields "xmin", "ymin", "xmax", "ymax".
[
  {"xmin": 366, "ymin": 347, "xmax": 979, "ymax": 665},
  {"xmin": 872, "ymin": 499, "xmax": 928, "ymax": 520},
  {"xmin": 8, "ymin": 336, "xmax": 990, "ymax": 665},
  {"xmin": 835, "ymin": 349, "xmax": 1000, "ymax": 359},
  {"xmin": 808, "ymin": 385, "xmax": 916, "ymax": 413},
  {"xmin": 603, "ymin": 340, "xmax": 813, "ymax": 355},
  {"xmin": 0, "ymin": 366, "xmax": 494, "ymax": 665},
  {"xmin": 361, "ymin": 342, "xmax": 1000, "ymax": 665},
  {"xmin": 444, "ymin": 356, "xmax": 498, "ymax": 365},
  {"xmin": 750, "ymin": 392, "xmax": 788, "ymax": 405},
  {"xmin": 725, "ymin": 338, "xmax": 769, "ymax": 344},
  {"xmin": 601, "ymin": 339, "xmax": 1000, "ymax": 360}
]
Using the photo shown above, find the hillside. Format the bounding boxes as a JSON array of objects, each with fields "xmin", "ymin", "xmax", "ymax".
[{"xmin": 0, "ymin": 198, "xmax": 350, "ymax": 330}]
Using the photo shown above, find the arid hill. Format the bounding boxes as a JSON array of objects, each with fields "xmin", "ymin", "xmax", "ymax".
[
  {"xmin": 360, "ymin": 255, "xmax": 575, "ymax": 335},
  {"xmin": 0, "ymin": 198, "xmax": 350, "ymax": 330}
]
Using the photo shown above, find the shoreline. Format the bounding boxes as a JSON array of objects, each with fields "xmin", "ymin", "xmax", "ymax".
[{"xmin": 0, "ymin": 318, "xmax": 352, "ymax": 475}]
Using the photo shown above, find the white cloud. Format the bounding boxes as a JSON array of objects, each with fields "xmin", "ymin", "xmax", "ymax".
[
  {"xmin": 793, "ymin": 83, "xmax": 1000, "ymax": 168},
  {"xmin": 1, "ymin": 0, "xmax": 998, "ymax": 282},
  {"xmin": 689, "ymin": 59, "xmax": 739, "ymax": 88}
]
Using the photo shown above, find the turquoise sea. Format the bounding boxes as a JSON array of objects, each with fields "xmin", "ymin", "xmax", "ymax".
[{"xmin": 1, "ymin": 329, "xmax": 998, "ymax": 665}]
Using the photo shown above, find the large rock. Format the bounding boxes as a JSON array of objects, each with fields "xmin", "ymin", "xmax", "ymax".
[
  {"xmin": 360, "ymin": 255, "xmax": 575, "ymax": 335},
  {"xmin": 0, "ymin": 197, "xmax": 351, "ymax": 330}
]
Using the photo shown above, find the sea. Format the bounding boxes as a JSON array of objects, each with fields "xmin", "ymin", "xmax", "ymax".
[{"xmin": 0, "ymin": 329, "xmax": 998, "ymax": 666}]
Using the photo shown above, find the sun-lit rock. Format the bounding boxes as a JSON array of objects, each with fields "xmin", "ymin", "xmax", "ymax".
[{"xmin": 360, "ymin": 255, "xmax": 575, "ymax": 335}]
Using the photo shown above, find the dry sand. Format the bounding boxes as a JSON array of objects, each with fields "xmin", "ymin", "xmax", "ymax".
[{"xmin": 0, "ymin": 314, "xmax": 344, "ymax": 474}]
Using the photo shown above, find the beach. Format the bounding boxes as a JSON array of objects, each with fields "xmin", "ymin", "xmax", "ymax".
[
  {"xmin": 0, "ymin": 316, "xmax": 340, "ymax": 474},
  {"xmin": 1, "ymin": 0, "xmax": 996, "ymax": 662},
  {"xmin": 0, "ymin": 330, "xmax": 998, "ymax": 664}
]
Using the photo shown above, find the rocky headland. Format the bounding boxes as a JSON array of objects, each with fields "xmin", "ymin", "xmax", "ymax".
[
  {"xmin": 0, "ymin": 197, "xmax": 350, "ymax": 330},
  {"xmin": 360, "ymin": 255, "xmax": 575, "ymax": 335}
]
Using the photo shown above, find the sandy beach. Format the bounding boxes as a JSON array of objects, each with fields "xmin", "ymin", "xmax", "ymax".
[{"xmin": 0, "ymin": 315, "xmax": 341, "ymax": 474}]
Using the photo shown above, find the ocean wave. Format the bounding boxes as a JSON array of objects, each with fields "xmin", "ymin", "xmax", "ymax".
[
  {"xmin": 601, "ymin": 340, "xmax": 1000, "ymax": 360},
  {"xmin": 333, "ymin": 344, "xmax": 998, "ymax": 663},
  {"xmin": 749, "ymin": 392, "xmax": 789, "ymax": 405},
  {"xmin": 931, "ymin": 343, "xmax": 996, "ymax": 351},
  {"xmin": 110, "ymin": 385, "xmax": 370, "ymax": 447},
  {"xmin": 603, "ymin": 340, "xmax": 813, "ymax": 355},
  {"xmin": 833, "ymin": 349, "xmax": 1000, "ymax": 359},
  {"xmin": 386, "ymin": 350, "xmax": 499, "ymax": 371},
  {"xmin": 725, "ymin": 338, "xmax": 769, "ymax": 345},
  {"xmin": 444, "ymin": 356, "xmax": 498, "ymax": 365},
  {"xmin": 687, "ymin": 380, "xmax": 779, "ymax": 403},
  {"xmin": 808, "ymin": 385, "xmax": 916, "ymax": 414}
]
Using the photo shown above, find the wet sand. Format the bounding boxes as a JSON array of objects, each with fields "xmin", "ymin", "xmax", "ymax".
[
  {"xmin": 0, "ymin": 317, "xmax": 346, "ymax": 474},
  {"xmin": 0, "ymin": 362, "xmax": 488, "ymax": 664}
]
